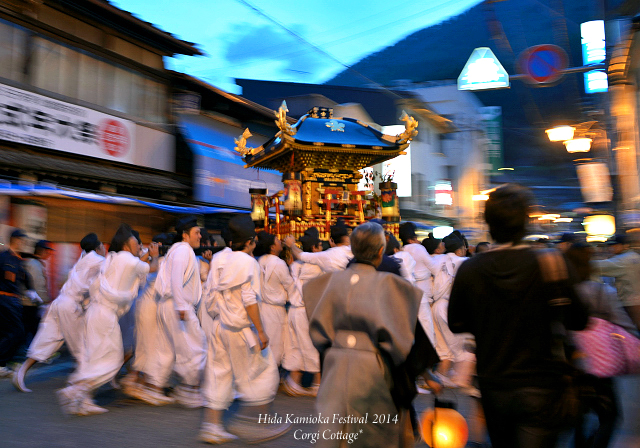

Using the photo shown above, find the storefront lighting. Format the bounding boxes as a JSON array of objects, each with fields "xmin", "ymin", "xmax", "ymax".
[
  {"xmin": 472, "ymin": 194, "xmax": 489, "ymax": 201},
  {"xmin": 538, "ymin": 214, "xmax": 561, "ymax": 221},
  {"xmin": 433, "ymin": 226, "xmax": 454, "ymax": 239},
  {"xmin": 546, "ymin": 126, "xmax": 575, "ymax": 142},
  {"xmin": 583, "ymin": 215, "xmax": 615, "ymax": 236},
  {"xmin": 564, "ymin": 138, "xmax": 592, "ymax": 153},
  {"xmin": 553, "ymin": 217, "xmax": 573, "ymax": 223}
]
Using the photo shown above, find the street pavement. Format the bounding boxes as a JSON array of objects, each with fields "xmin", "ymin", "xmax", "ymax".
[{"xmin": 1, "ymin": 358, "xmax": 639, "ymax": 448}]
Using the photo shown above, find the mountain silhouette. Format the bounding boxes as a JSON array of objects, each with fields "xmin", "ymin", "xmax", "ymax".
[{"xmin": 326, "ymin": 0, "xmax": 616, "ymax": 207}]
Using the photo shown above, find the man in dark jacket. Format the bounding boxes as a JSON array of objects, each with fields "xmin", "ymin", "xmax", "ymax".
[{"xmin": 448, "ymin": 184, "xmax": 589, "ymax": 448}]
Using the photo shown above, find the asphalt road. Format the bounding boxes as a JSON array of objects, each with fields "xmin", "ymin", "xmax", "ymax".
[{"xmin": 1, "ymin": 359, "xmax": 639, "ymax": 448}]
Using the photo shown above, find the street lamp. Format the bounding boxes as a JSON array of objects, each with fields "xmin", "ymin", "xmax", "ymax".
[
  {"xmin": 546, "ymin": 125, "xmax": 575, "ymax": 142},
  {"xmin": 564, "ymin": 138, "xmax": 592, "ymax": 153}
]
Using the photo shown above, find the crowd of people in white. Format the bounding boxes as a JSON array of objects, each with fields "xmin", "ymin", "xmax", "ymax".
[{"xmin": 10, "ymin": 214, "xmax": 477, "ymax": 444}]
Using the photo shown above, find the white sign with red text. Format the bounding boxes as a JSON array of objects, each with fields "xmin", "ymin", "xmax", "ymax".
[{"xmin": 0, "ymin": 83, "xmax": 136, "ymax": 164}]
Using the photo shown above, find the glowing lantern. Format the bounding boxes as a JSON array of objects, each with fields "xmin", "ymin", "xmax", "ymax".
[
  {"xmin": 282, "ymin": 172, "xmax": 302, "ymax": 216},
  {"xmin": 249, "ymin": 181, "xmax": 268, "ymax": 228},
  {"xmin": 564, "ymin": 138, "xmax": 592, "ymax": 153},
  {"xmin": 545, "ymin": 125, "xmax": 575, "ymax": 142},
  {"xmin": 420, "ymin": 408, "xmax": 468, "ymax": 448}
]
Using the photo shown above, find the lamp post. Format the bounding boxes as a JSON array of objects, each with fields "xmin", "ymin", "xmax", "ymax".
[{"xmin": 545, "ymin": 121, "xmax": 617, "ymax": 226}]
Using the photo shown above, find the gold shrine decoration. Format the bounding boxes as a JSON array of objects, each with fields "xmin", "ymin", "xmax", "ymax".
[
  {"xmin": 397, "ymin": 111, "xmax": 418, "ymax": 144},
  {"xmin": 234, "ymin": 128, "xmax": 258, "ymax": 156},
  {"xmin": 275, "ymin": 101, "xmax": 296, "ymax": 137}
]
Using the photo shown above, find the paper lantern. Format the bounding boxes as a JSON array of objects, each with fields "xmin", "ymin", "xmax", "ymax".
[
  {"xmin": 420, "ymin": 408, "xmax": 468, "ymax": 448},
  {"xmin": 282, "ymin": 172, "xmax": 302, "ymax": 216},
  {"xmin": 249, "ymin": 182, "xmax": 268, "ymax": 228}
]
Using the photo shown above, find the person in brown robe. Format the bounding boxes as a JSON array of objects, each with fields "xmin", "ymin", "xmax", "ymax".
[{"xmin": 304, "ymin": 221, "xmax": 423, "ymax": 447}]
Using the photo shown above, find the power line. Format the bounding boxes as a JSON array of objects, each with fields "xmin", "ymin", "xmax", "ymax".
[{"xmin": 220, "ymin": 0, "xmax": 466, "ymax": 64}]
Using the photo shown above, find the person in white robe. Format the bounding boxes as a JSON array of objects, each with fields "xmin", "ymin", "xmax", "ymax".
[
  {"xmin": 254, "ymin": 231, "xmax": 293, "ymax": 368},
  {"xmin": 284, "ymin": 228, "xmax": 323, "ymax": 396},
  {"xmin": 153, "ymin": 216, "xmax": 207, "ymax": 408},
  {"xmin": 199, "ymin": 215, "xmax": 288, "ymax": 445},
  {"xmin": 431, "ymin": 232, "xmax": 475, "ymax": 391},
  {"xmin": 399, "ymin": 223, "xmax": 442, "ymax": 347},
  {"xmin": 284, "ymin": 222, "xmax": 353, "ymax": 273},
  {"xmin": 12, "ymin": 233, "xmax": 105, "ymax": 392},
  {"xmin": 121, "ymin": 233, "xmax": 174, "ymax": 406},
  {"xmin": 385, "ymin": 233, "xmax": 416, "ymax": 284},
  {"xmin": 57, "ymin": 224, "xmax": 158, "ymax": 416}
]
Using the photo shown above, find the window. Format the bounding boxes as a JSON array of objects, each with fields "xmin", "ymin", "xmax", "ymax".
[
  {"xmin": 0, "ymin": 20, "xmax": 28, "ymax": 82},
  {"xmin": 27, "ymin": 31, "xmax": 168, "ymax": 124}
]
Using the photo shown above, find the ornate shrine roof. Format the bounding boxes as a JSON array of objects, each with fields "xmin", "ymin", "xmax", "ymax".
[{"xmin": 237, "ymin": 104, "xmax": 416, "ymax": 173}]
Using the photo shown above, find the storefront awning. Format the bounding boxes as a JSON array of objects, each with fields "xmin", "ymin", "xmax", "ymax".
[
  {"xmin": 178, "ymin": 114, "xmax": 283, "ymax": 208},
  {"xmin": 0, "ymin": 148, "xmax": 186, "ymax": 191},
  {"xmin": 0, "ymin": 182, "xmax": 249, "ymax": 215}
]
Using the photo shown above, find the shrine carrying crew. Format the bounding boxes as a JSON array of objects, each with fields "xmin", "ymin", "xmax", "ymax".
[
  {"xmin": 254, "ymin": 231, "xmax": 294, "ymax": 367},
  {"xmin": 199, "ymin": 215, "xmax": 288, "ymax": 445},
  {"xmin": 57, "ymin": 224, "xmax": 158, "ymax": 416},
  {"xmin": 284, "ymin": 227, "xmax": 323, "ymax": 396},
  {"xmin": 121, "ymin": 233, "xmax": 175, "ymax": 406},
  {"xmin": 153, "ymin": 216, "xmax": 206, "ymax": 408},
  {"xmin": 284, "ymin": 221, "xmax": 353, "ymax": 273},
  {"xmin": 13, "ymin": 233, "xmax": 106, "ymax": 393}
]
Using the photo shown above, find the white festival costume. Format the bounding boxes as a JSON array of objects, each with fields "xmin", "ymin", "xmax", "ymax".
[
  {"xmin": 297, "ymin": 245, "xmax": 353, "ymax": 273},
  {"xmin": 130, "ymin": 265, "xmax": 168, "ymax": 381},
  {"xmin": 202, "ymin": 251, "xmax": 279, "ymax": 411},
  {"xmin": 257, "ymin": 254, "xmax": 295, "ymax": 366},
  {"xmin": 73, "ymin": 251, "xmax": 148, "ymax": 389},
  {"xmin": 402, "ymin": 243, "xmax": 441, "ymax": 345},
  {"xmin": 431, "ymin": 252, "xmax": 474, "ymax": 365},
  {"xmin": 284, "ymin": 261, "xmax": 321, "ymax": 373},
  {"xmin": 153, "ymin": 242, "xmax": 206, "ymax": 388},
  {"xmin": 27, "ymin": 251, "xmax": 104, "ymax": 367},
  {"xmin": 392, "ymin": 250, "xmax": 416, "ymax": 284}
]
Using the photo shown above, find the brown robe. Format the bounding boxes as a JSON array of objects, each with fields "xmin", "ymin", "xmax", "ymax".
[{"xmin": 304, "ymin": 263, "xmax": 423, "ymax": 447}]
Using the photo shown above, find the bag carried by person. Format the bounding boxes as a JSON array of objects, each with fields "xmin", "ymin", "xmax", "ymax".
[{"xmin": 573, "ymin": 316, "xmax": 640, "ymax": 377}]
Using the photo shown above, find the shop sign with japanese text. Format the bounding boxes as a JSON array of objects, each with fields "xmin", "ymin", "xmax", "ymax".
[{"xmin": 0, "ymin": 83, "xmax": 136, "ymax": 164}]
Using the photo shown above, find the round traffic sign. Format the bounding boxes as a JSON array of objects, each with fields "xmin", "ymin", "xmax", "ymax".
[{"xmin": 518, "ymin": 44, "xmax": 568, "ymax": 84}]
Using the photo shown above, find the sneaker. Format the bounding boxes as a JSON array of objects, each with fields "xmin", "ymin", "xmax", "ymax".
[
  {"xmin": 199, "ymin": 423, "xmax": 238, "ymax": 444},
  {"xmin": 416, "ymin": 382, "xmax": 432, "ymax": 395},
  {"xmin": 56, "ymin": 386, "xmax": 80, "ymax": 415},
  {"xmin": 432, "ymin": 371, "xmax": 457, "ymax": 388},
  {"xmin": 458, "ymin": 385, "xmax": 481, "ymax": 398},
  {"xmin": 227, "ymin": 416, "xmax": 291, "ymax": 444},
  {"xmin": 12, "ymin": 364, "xmax": 32, "ymax": 393},
  {"xmin": 125, "ymin": 382, "xmax": 175, "ymax": 406},
  {"xmin": 76, "ymin": 398, "xmax": 109, "ymax": 416},
  {"xmin": 307, "ymin": 383, "xmax": 319, "ymax": 398},
  {"xmin": 0, "ymin": 366, "xmax": 13, "ymax": 378},
  {"xmin": 170, "ymin": 384, "xmax": 204, "ymax": 408},
  {"xmin": 281, "ymin": 376, "xmax": 311, "ymax": 397}
]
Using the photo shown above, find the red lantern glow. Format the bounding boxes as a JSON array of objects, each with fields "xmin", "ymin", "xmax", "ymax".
[{"xmin": 420, "ymin": 408, "xmax": 468, "ymax": 448}]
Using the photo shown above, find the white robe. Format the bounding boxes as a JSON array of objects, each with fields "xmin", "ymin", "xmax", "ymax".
[
  {"xmin": 257, "ymin": 254, "xmax": 294, "ymax": 366},
  {"xmin": 431, "ymin": 253, "xmax": 474, "ymax": 365},
  {"xmin": 130, "ymin": 267, "xmax": 169, "ymax": 381},
  {"xmin": 153, "ymin": 242, "xmax": 206, "ymax": 388},
  {"xmin": 392, "ymin": 251, "xmax": 416, "ymax": 284},
  {"xmin": 283, "ymin": 261, "xmax": 322, "ymax": 373},
  {"xmin": 297, "ymin": 245, "xmax": 353, "ymax": 273},
  {"xmin": 202, "ymin": 251, "xmax": 279, "ymax": 411},
  {"xmin": 27, "ymin": 251, "xmax": 104, "ymax": 365},
  {"xmin": 73, "ymin": 251, "xmax": 148, "ymax": 390},
  {"xmin": 402, "ymin": 244, "xmax": 441, "ymax": 346}
]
